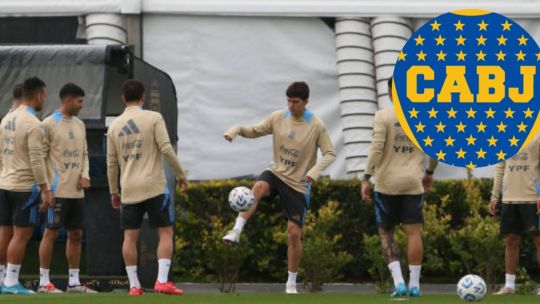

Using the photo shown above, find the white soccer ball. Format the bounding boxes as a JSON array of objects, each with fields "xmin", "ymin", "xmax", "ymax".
[
  {"xmin": 228, "ymin": 186, "xmax": 255, "ymax": 212},
  {"xmin": 457, "ymin": 274, "xmax": 487, "ymax": 301}
]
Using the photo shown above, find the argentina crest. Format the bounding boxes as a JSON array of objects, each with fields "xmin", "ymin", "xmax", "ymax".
[{"xmin": 393, "ymin": 9, "xmax": 540, "ymax": 168}]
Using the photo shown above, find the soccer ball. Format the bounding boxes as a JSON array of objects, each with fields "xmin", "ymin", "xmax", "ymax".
[
  {"xmin": 228, "ymin": 186, "xmax": 255, "ymax": 212},
  {"xmin": 457, "ymin": 274, "xmax": 487, "ymax": 301}
]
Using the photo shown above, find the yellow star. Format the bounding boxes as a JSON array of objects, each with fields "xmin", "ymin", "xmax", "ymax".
[
  {"xmin": 517, "ymin": 35, "xmax": 528, "ymax": 46},
  {"xmin": 497, "ymin": 122, "xmax": 507, "ymax": 132},
  {"xmin": 476, "ymin": 148, "xmax": 487, "ymax": 159},
  {"xmin": 516, "ymin": 50, "xmax": 526, "ymax": 61},
  {"xmin": 435, "ymin": 35, "xmax": 445, "ymax": 46},
  {"xmin": 397, "ymin": 51, "xmax": 407, "ymax": 61},
  {"xmin": 445, "ymin": 136, "xmax": 455, "ymax": 147},
  {"xmin": 415, "ymin": 35, "xmax": 425, "ymax": 46},
  {"xmin": 436, "ymin": 150, "xmax": 446, "ymax": 161},
  {"xmin": 428, "ymin": 107, "xmax": 438, "ymax": 118},
  {"xmin": 431, "ymin": 20, "xmax": 441, "ymax": 31},
  {"xmin": 504, "ymin": 108, "xmax": 514, "ymax": 118},
  {"xmin": 478, "ymin": 20, "xmax": 488, "ymax": 31},
  {"xmin": 409, "ymin": 108, "xmax": 419, "ymax": 118},
  {"xmin": 466, "ymin": 134, "xmax": 477, "ymax": 145},
  {"xmin": 436, "ymin": 50, "xmax": 447, "ymax": 61},
  {"xmin": 456, "ymin": 35, "xmax": 466, "ymax": 46},
  {"xmin": 435, "ymin": 121, "xmax": 446, "ymax": 132},
  {"xmin": 487, "ymin": 136, "xmax": 498, "ymax": 147},
  {"xmin": 517, "ymin": 122, "xmax": 527, "ymax": 132},
  {"xmin": 476, "ymin": 35, "xmax": 487, "ymax": 46},
  {"xmin": 447, "ymin": 108, "xmax": 458, "ymax": 118},
  {"xmin": 466, "ymin": 107, "xmax": 476, "ymax": 118},
  {"xmin": 501, "ymin": 20, "xmax": 512, "ymax": 31},
  {"xmin": 423, "ymin": 136, "xmax": 434, "ymax": 147},
  {"xmin": 416, "ymin": 50, "xmax": 427, "ymax": 61},
  {"xmin": 496, "ymin": 50, "xmax": 506, "ymax": 61},
  {"xmin": 537, "ymin": 52, "xmax": 540, "ymax": 61},
  {"xmin": 524, "ymin": 108, "xmax": 534, "ymax": 118},
  {"xmin": 456, "ymin": 148, "xmax": 466, "ymax": 159},
  {"xmin": 485, "ymin": 107, "xmax": 495, "ymax": 118},
  {"xmin": 497, "ymin": 150, "xmax": 506, "ymax": 160},
  {"xmin": 476, "ymin": 50, "xmax": 487, "ymax": 61},
  {"xmin": 476, "ymin": 121, "xmax": 487, "ymax": 133},
  {"xmin": 466, "ymin": 161, "xmax": 477, "ymax": 169},
  {"xmin": 415, "ymin": 122, "xmax": 425, "ymax": 133},
  {"xmin": 456, "ymin": 121, "xmax": 466, "ymax": 132},
  {"xmin": 497, "ymin": 35, "xmax": 507, "ymax": 46},
  {"xmin": 454, "ymin": 20, "xmax": 465, "ymax": 31},
  {"xmin": 456, "ymin": 50, "xmax": 467, "ymax": 61},
  {"xmin": 509, "ymin": 136, "xmax": 519, "ymax": 147}
]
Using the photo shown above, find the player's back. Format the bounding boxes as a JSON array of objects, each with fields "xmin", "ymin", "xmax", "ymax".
[
  {"xmin": 107, "ymin": 106, "xmax": 167, "ymax": 203},
  {"xmin": 374, "ymin": 107, "xmax": 425, "ymax": 195},
  {"xmin": 0, "ymin": 105, "xmax": 44, "ymax": 191}
]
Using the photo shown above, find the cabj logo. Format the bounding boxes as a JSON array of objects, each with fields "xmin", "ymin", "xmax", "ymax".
[{"xmin": 393, "ymin": 9, "xmax": 540, "ymax": 168}]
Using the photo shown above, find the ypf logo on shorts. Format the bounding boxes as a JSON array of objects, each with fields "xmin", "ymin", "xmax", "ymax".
[{"xmin": 393, "ymin": 9, "xmax": 540, "ymax": 168}]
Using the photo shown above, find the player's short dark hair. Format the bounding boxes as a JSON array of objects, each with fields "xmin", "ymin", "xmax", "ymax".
[
  {"xmin": 286, "ymin": 81, "xmax": 309, "ymax": 100},
  {"xmin": 122, "ymin": 79, "xmax": 145, "ymax": 102},
  {"xmin": 22, "ymin": 76, "xmax": 46, "ymax": 100},
  {"xmin": 388, "ymin": 77, "xmax": 393, "ymax": 88},
  {"xmin": 59, "ymin": 83, "xmax": 85, "ymax": 100},
  {"xmin": 12, "ymin": 83, "xmax": 23, "ymax": 99}
]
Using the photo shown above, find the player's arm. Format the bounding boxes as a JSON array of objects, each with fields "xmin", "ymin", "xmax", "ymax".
[
  {"xmin": 79, "ymin": 130, "xmax": 91, "ymax": 189},
  {"xmin": 0, "ymin": 126, "xmax": 4, "ymax": 173},
  {"xmin": 422, "ymin": 157, "xmax": 438, "ymax": 192},
  {"xmin": 361, "ymin": 111, "xmax": 387, "ymax": 202},
  {"xmin": 224, "ymin": 113, "xmax": 274, "ymax": 142},
  {"xmin": 106, "ymin": 130, "xmax": 121, "ymax": 208},
  {"xmin": 489, "ymin": 161, "xmax": 505, "ymax": 215},
  {"xmin": 154, "ymin": 115, "xmax": 188, "ymax": 191},
  {"xmin": 28, "ymin": 123, "xmax": 53, "ymax": 210},
  {"xmin": 306, "ymin": 124, "xmax": 336, "ymax": 183}
]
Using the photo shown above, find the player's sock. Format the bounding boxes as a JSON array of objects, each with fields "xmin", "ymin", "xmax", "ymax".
[
  {"xmin": 408, "ymin": 264, "xmax": 421, "ymax": 289},
  {"xmin": 69, "ymin": 269, "xmax": 81, "ymax": 286},
  {"xmin": 233, "ymin": 216, "xmax": 246, "ymax": 233},
  {"xmin": 287, "ymin": 271, "xmax": 297, "ymax": 286},
  {"xmin": 505, "ymin": 273, "xmax": 516, "ymax": 289},
  {"xmin": 125, "ymin": 266, "xmax": 141, "ymax": 288},
  {"xmin": 388, "ymin": 261, "xmax": 405, "ymax": 287},
  {"xmin": 157, "ymin": 259, "xmax": 171, "ymax": 283},
  {"xmin": 0, "ymin": 264, "xmax": 5, "ymax": 286},
  {"xmin": 39, "ymin": 268, "xmax": 51, "ymax": 286},
  {"xmin": 4, "ymin": 264, "xmax": 21, "ymax": 287}
]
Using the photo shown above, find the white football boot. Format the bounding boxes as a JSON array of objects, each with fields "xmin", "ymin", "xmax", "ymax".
[{"xmin": 222, "ymin": 229, "xmax": 241, "ymax": 243}]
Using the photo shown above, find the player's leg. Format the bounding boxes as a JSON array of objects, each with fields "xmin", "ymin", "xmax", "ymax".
[
  {"xmin": 0, "ymin": 189, "xmax": 13, "ymax": 290},
  {"xmin": 495, "ymin": 203, "xmax": 524, "ymax": 295},
  {"xmin": 37, "ymin": 228, "xmax": 61, "ymax": 293},
  {"xmin": 374, "ymin": 192, "xmax": 406, "ymax": 297},
  {"xmin": 401, "ymin": 194, "xmax": 424, "ymax": 297},
  {"xmin": 223, "ymin": 171, "xmax": 273, "ymax": 243},
  {"xmin": 120, "ymin": 202, "xmax": 145, "ymax": 295},
  {"xmin": 533, "ymin": 233, "xmax": 540, "ymax": 295},
  {"xmin": 286, "ymin": 220, "xmax": 303, "ymax": 294}
]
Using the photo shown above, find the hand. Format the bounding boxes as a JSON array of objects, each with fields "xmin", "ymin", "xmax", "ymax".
[
  {"xmin": 488, "ymin": 198, "xmax": 498, "ymax": 216},
  {"xmin": 78, "ymin": 178, "xmax": 91, "ymax": 190},
  {"xmin": 224, "ymin": 133, "xmax": 233, "ymax": 142},
  {"xmin": 422, "ymin": 174, "xmax": 434, "ymax": 192},
  {"xmin": 361, "ymin": 180, "xmax": 372, "ymax": 203},
  {"xmin": 111, "ymin": 193, "xmax": 121, "ymax": 209},
  {"xmin": 40, "ymin": 189, "xmax": 55, "ymax": 212},
  {"xmin": 178, "ymin": 178, "xmax": 189, "ymax": 192}
]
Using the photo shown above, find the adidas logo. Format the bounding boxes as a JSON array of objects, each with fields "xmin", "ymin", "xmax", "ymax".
[
  {"xmin": 118, "ymin": 119, "xmax": 140, "ymax": 137},
  {"xmin": 4, "ymin": 117, "xmax": 16, "ymax": 131}
]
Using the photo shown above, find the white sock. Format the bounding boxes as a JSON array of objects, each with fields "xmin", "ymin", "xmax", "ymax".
[
  {"xmin": 39, "ymin": 268, "xmax": 50, "ymax": 286},
  {"xmin": 157, "ymin": 259, "xmax": 171, "ymax": 283},
  {"xmin": 408, "ymin": 265, "xmax": 422, "ymax": 289},
  {"xmin": 505, "ymin": 273, "xmax": 516, "ymax": 289},
  {"xmin": 4, "ymin": 264, "xmax": 21, "ymax": 287},
  {"xmin": 126, "ymin": 266, "xmax": 141, "ymax": 288},
  {"xmin": 388, "ymin": 261, "xmax": 405, "ymax": 287},
  {"xmin": 287, "ymin": 271, "xmax": 297, "ymax": 285},
  {"xmin": 0, "ymin": 265, "xmax": 5, "ymax": 285},
  {"xmin": 233, "ymin": 216, "xmax": 246, "ymax": 233},
  {"xmin": 69, "ymin": 269, "xmax": 81, "ymax": 286}
]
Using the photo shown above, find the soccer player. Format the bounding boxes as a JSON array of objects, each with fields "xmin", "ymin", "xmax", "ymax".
[
  {"xmin": 107, "ymin": 79, "xmax": 188, "ymax": 296},
  {"xmin": 0, "ymin": 76, "xmax": 54, "ymax": 294},
  {"xmin": 361, "ymin": 77, "xmax": 437, "ymax": 298},
  {"xmin": 222, "ymin": 81, "xmax": 336, "ymax": 294},
  {"xmin": 489, "ymin": 134, "xmax": 540, "ymax": 295},
  {"xmin": 37, "ymin": 83, "xmax": 96, "ymax": 294}
]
